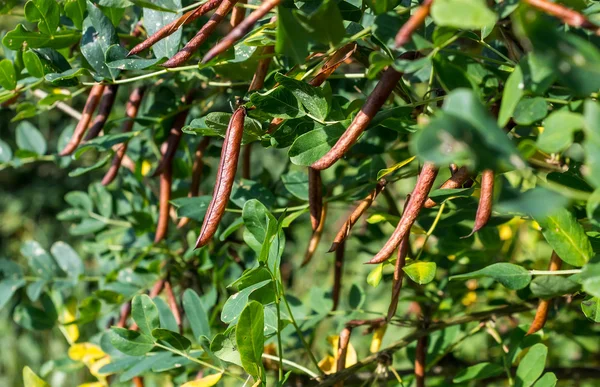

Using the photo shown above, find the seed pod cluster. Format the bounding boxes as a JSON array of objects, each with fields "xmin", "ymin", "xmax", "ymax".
[
  {"xmin": 195, "ymin": 107, "xmax": 246, "ymax": 248},
  {"xmin": 84, "ymin": 85, "xmax": 119, "ymax": 141},
  {"xmin": 60, "ymin": 84, "xmax": 106, "ymax": 156},
  {"xmin": 423, "ymin": 166, "xmax": 469, "ymax": 208}
]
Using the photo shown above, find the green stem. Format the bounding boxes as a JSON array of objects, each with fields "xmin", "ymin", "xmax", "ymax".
[
  {"xmin": 529, "ymin": 269, "xmax": 581, "ymax": 275},
  {"xmin": 88, "ymin": 212, "xmax": 132, "ymax": 228},
  {"xmin": 261, "ymin": 354, "xmax": 319, "ymax": 378},
  {"xmin": 415, "ymin": 202, "xmax": 446, "ymax": 260},
  {"xmin": 0, "ymin": 155, "xmax": 56, "ymax": 171}
]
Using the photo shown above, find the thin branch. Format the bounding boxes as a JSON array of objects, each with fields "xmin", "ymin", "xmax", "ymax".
[{"xmin": 524, "ymin": 0, "xmax": 600, "ymax": 35}]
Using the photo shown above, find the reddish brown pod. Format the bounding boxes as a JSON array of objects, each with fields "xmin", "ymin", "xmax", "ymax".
[
  {"xmin": 177, "ymin": 137, "xmax": 211, "ymax": 228},
  {"xmin": 202, "ymin": 0, "xmax": 281, "ymax": 63},
  {"xmin": 329, "ymin": 179, "xmax": 387, "ymax": 252},
  {"xmin": 423, "ymin": 166, "xmax": 469, "ymax": 208},
  {"xmin": 84, "ymin": 85, "xmax": 119, "ymax": 141},
  {"xmin": 415, "ymin": 336, "xmax": 427, "ymax": 387},
  {"xmin": 336, "ymin": 326, "xmax": 352, "ymax": 375},
  {"xmin": 308, "ymin": 167, "xmax": 323, "ymax": 231},
  {"xmin": 195, "ymin": 107, "xmax": 246, "ymax": 248},
  {"xmin": 466, "ymin": 169, "xmax": 494, "ymax": 237},
  {"xmin": 527, "ymin": 252, "xmax": 562, "ymax": 335},
  {"xmin": 154, "ymin": 157, "xmax": 172, "ymax": 243},
  {"xmin": 302, "ymin": 204, "xmax": 327, "ymax": 267},
  {"xmin": 102, "ymin": 86, "xmax": 146, "ymax": 186},
  {"xmin": 394, "ymin": 0, "xmax": 434, "ymax": 48},
  {"xmin": 163, "ymin": 0, "xmax": 239, "ymax": 68},
  {"xmin": 129, "ymin": 0, "xmax": 222, "ymax": 56},
  {"xmin": 386, "ymin": 226, "xmax": 410, "ymax": 321},
  {"xmin": 524, "ymin": 0, "xmax": 600, "ymax": 34},
  {"xmin": 230, "ymin": 0, "xmax": 247, "ymax": 29},
  {"xmin": 368, "ymin": 163, "xmax": 439, "ymax": 264},
  {"xmin": 332, "ymin": 240, "xmax": 345, "ymax": 311},
  {"xmin": 60, "ymin": 84, "xmax": 106, "ymax": 156}
]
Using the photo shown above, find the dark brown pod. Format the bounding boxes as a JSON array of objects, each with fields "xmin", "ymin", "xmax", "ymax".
[
  {"xmin": 128, "ymin": 0, "xmax": 222, "ymax": 56},
  {"xmin": 60, "ymin": 84, "xmax": 106, "ymax": 156},
  {"xmin": 386, "ymin": 229, "xmax": 410, "ymax": 321},
  {"xmin": 154, "ymin": 157, "xmax": 172, "ymax": 243},
  {"xmin": 195, "ymin": 107, "xmax": 246, "ymax": 248},
  {"xmin": 367, "ymin": 162, "xmax": 439, "ymax": 264},
  {"xmin": 527, "ymin": 252, "xmax": 562, "ymax": 335},
  {"xmin": 415, "ymin": 336, "xmax": 427, "ymax": 387},
  {"xmin": 423, "ymin": 166, "xmax": 469, "ymax": 208},
  {"xmin": 394, "ymin": 0, "xmax": 433, "ymax": 48},
  {"xmin": 332, "ymin": 240, "xmax": 345, "ymax": 311},
  {"xmin": 229, "ymin": 0, "xmax": 247, "ymax": 29},
  {"xmin": 308, "ymin": 167, "xmax": 323, "ymax": 231},
  {"xmin": 178, "ymin": 137, "xmax": 211, "ymax": 228},
  {"xmin": 102, "ymin": 86, "xmax": 146, "ymax": 186},
  {"xmin": 249, "ymin": 45, "xmax": 275, "ymax": 91},
  {"xmin": 84, "ymin": 84, "xmax": 119, "ymax": 141},
  {"xmin": 329, "ymin": 179, "xmax": 387, "ymax": 252},
  {"xmin": 202, "ymin": 0, "xmax": 281, "ymax": 63},
  {"xmin": 153, "ymin": 109, "xmax": 188, "ymax": 177},
  {"xmin": 163, "ymin": 0, "xmax": 238, "ymax": 68},
  {"xmin": 301, "ymin": 203, "xmax": 327, "ymax": 267}
]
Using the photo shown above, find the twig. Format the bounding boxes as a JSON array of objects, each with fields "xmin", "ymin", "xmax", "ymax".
[
  {"xmin": 524, "ymin": 0, "xmax": 600, "ymax": 35},
  {"xmin": 395, "ymin": 0, "xmax": 434, "ymax": 48}
]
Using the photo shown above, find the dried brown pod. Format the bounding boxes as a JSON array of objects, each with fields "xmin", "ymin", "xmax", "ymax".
[
  {"xmin": 133, "ymin": 377, "xmax": 144, "ymax": 387},
  {"xmin": 332, "ymin": 240, "xmax": 345, "ymax": 311},
  {"xmin": 84, "ymin": 84, "xmax": 119, "ymax": 141},
  {"xmin": 423, "ymin": 166, "xmax": 469, "ymax": 208},
  {"xmin": 163, "ymin": 0, "xmax": 239, "ymax": 68},
  {"xmin": 128, "ymin": 0, "xmax": 222, "ymax": 56},
  {"xmin": 301, "ymin": 203, "xmax": 327, "ymax": 267},
  {"xmin": 102, "ymin": 86, "xmax": 146, "ymax": 186},
  {"xmin": 466, "ymin": 169, "xmax": 494, "ymax": 236},
  {"xmin": 386, "ymin": 228, "xmax": 410, "ymax": 321},
  {"xmin": 367, "ymin": 163, "xmax": 439, "ymax": 264},
  {"xmin": 249, "ymin": 45, "xmax": 275, "ymax": 91},
  {"xmin": 60, "ymin": 84, "xmax": 106, "ymax": 156},
  {"xmin": 524, "ymin": 0, "xmax": 600, "ymax": 35},
  {"xmin": 195, "ymin": 107, "xmax": 246, "ymax": 248},
  {"xmin": 230, "ymin": 0, "xmax": 247, "ymax": 29},
  {"xmin": 202, "ymin": 0, "xmax": 281, "ymax": 63},
  {"xmin": 336, "ymin": 326, "xmax": 352, "ymax": 376},
  {"xmin": 311, "ymin": 67, "xmax": 403, "ymax": 170},
  {"xmin": 308, "ymin": 167, "xmax": 323, "ymax": 231},
  {"xmin": 527, "ymin": 252, "xmax": 562, "ymax": 335},
  {"xmin": 329, "ymin": 179, "xmax": 387, "ymax": 252},
  {"xmin": 153, "ymin": 109, "xmax": 188, "ymax": 177},
  {"xmin": 177, "ymin": 137, "xmax": 211, "ymax": 228},
  {"xmin": 394, "ymin": 0, "xmax": 434, "ymax": 48},
  {"xmin": 415, "ymin": 336, "xmax": 427, "ymax": 387},
  {"xmin": 117, "ymin": 302, "xmax": 132, "ymax": 328},
  {"xmin": 164, "ymin": 280, "xmax": 183, "ymax": 332},
  {"xmin": 154, "ymin": 158, "xmax": 172, "ymax": 243}
]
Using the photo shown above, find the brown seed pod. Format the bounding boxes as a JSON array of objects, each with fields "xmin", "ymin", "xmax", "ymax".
[
  {"xmin": 367, "ymin": 163, "xmax": 439, "ymax": 264},
  {"xmin": 202, "ymin": 0, "xmax": 281, "ymax": 63},
  {"xmin": 164, "ymin": 280, "xmax": 183, "ymax": 332},
  {"xmin": 177, "ymin": 137, "xmax": 211, "ymax": 228},
  {"xmin": 132, "ymin": 377, "xmax": 144, "ymax": 387},
  {"xmin": 102, "ymin": 86, "xmax": 146, "ymax": 186},
  {"xmin": 415, "ymin": 335, "xmax": 427, "ymax": 387},
  {"xmin": 527, "ymin": 252, "xmax": 562, "ymax": 335},
  {"xmin": 163, "ymin": 0, "xmax": 239, "ymax": 68},
  {"xmin": 423, "ymin": 166, "xmax": 469, "ymax": 208},
  {"xmin": 308, "ymin": 167, "xmax": 323, "ymax": 231},
  {"xmin": 154, "ymin": 157, "xmax": 172, "ymax": 243},
  {"xmin": 60, "ymin": 84, "xmax": 106, "ymax": 156},
  {"xmin": 466, "ymin": 169, "xmax": 494, "ymax": 236},
  {"xmin": 249, "ymin": 45, "xmax": 275, "ymax": 91},
  {"xmin": 153, "ymin": 109, "xmax": 188, "ymax": 177},
  {"xmin": 84, "ymin": 84, "xmax": 119, "ymax": 141},
  {"xmin": 329, "ymin": 179, "xmax": 387, "ymax": 252},
  {"xmin": 311, "ymin": 67, "xmax": 403, "ymax": 170},
  {"xmin": 332, "ymin": 240, "xmax": 345, "ymax": 311},
  {"xmin": 524, "ymin": 0, "xmax": 600, "ymax": 34},
  {"xmin": 230, "ymin": 0, "xmax": 247, "ymax": 29},
  {"xmin": 116, "ymin": 302, "xmax": 132, "ymax": 328},
  {"xmin": 301, "ymin": 203, "xmax": 327, "ymax": 267},
  {"xmin": 128, "ymin": 0, "xmax": 222, "ymax": 56},
  {"xmin": 336, "ymin": 326, "xmax": 352, "ymax": 375},
  {"xmin": 394, "ymin": 0, "xmax": 433, "ymax": 48},
  {"xmin": 386, "ymin": 213, "xmax": 410, "ymax": 322},
  {"xmin": 195, "ymin": 107, "xmax": 246, "ymax": 248}
]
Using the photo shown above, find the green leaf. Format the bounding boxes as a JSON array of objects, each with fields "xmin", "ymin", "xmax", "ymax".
[
  {"xmin": 65, "ymin": 190, "xmax": 93, "ymax": 212},
  {"xmin": 275, "ymin": 73, "xmax": 329, "ymax": 121},
  {"xmin": 496, "ymin": 187, "xmax": 568, "ymax": 219},
  {"xmin": 538, "ymin": 111, "xmax": 583, "ymax": 153},
  {"xmin": 143, "ymin": 0, "xmax": 182, "ymax": 58},
  {"xmin": 81, "ymin": 1, "xmax": 121, "ymax": 79},
  {"xmin": 242, "ymin": 199, "xmax": 275, "ymax": 252},
  {"xmin": 221, "ymin": 279, "xmax": 271, "ymax": 324},
  {"xmin": 132, "ymin": 295, "xmax": 160, "ymax": 337},
  {"xmin": 453, "ymin": 362, "xmax": 504, "ymax": 383},
  {"xmin": 109, "ymin": 327, "xmax": 155, "ymax": 356},
  {"xmin": 24, "ymin": 0, "xmax": 59, "ymax": 35},
  {"xmin": 23, "ymin": 366, "xmax": 50, "ymax": 387},
  {"xmin": 450, "ymin": 263, "xmax": 531, "ymax": 290},
  {"xmin": 367, "ymin": 263, "xmax": 383, "ymax": 287},
  {"xmin": 14, "ymin": 295, "xmax": 57, "ymax": 330},
  {"xmin": 537, "ymin": 208, "xmax": 592, "ymax": 267},
  {"xmin": 403, "ymin": 262, "xmax": 437, "ymax": 285},
  {"xmin": 276, "ymin": 6, "xmax": 309, "ymax": 65},
  {"xmin": 16, "ymin": 121, "xmax": 46, "ymax": 155},
  {"xmin": 281, "ymin": 171, "xmax": 309, "ymax": 200},
  {"xmin": 533, "ymin": 372, "xmax": 557, "ymax": 387},
  {"xmin": 211, "ymin": 330, "xmax": 242, "ymax": 366},
  {"xmin": 0, "ymin": 278, "xmax": 26, "ymax": 310},
  {"xmin": 515, "ymin": 343, "xmax": 547, "ymax": 387},
  {"xmin": 171, "ymin": 196, "xmax": 212, "ymax": 222},
  {"xmin": 583, "ymin": 100, "xmax": 600, "ymax": 188},
  {"xmin": 0, "ymin": 139, "xmax": 12, "ymax": 162},
  {"xmin": 184, "ymin": 113, "xmax": 263, "ymax": 144},
  {"xmin": 296, "ymin": 0, "xmax": 345, "ymax": 46},
  {"xmin": 2, "ymin": 24, "xmax": 81, "ymax": 50},
  {"xmin": 64, "ymin": 0, "xmax": 86, "ymax": 29},
  {"xmin": 530, "ymin": 275, "xmax": 579, "ymax": 299},
  {"xmin": 50, "ymin": 241, "xmax": 84, "ymax": 279},
  {"xmin": 154, "ymin": 297, "xmax": 179, "ymax": 332},
  {"xmin": 236, "ymin": 301, "xmax": 265, "ymax": 382},
  {"xmin": 288, "ymin": 124, "xmax": 346, "ymax": 166},
  {"xmin": 251, "ymin": 86, "xmax": 305, "ymax": 119},
  {"xmin": 68, "ymin": 153, "xmax": 112, "ymax": 177},
  {"xmin": 581, "ymin": 296, "xmax": 600, "ymax": 322},
  {"xmin": 513, "ymin": 97, "xmax": 548, "ymax": 126},
  {"xmin": 182, "ymin": 289, "xmax": 211, "ymax": 340},
  {"xmin": 88, "ymin": 182, "xmax": 113, "ymax": 218},
  {"xmin": 0, "ymin": 59, "xmax": 17, "ymax": 90},
  {"xmin": 431, "ymin": 0, "xmax": 497, "ymax": 30},
  {"xmin": 21, "ymin": 240, "xmax": 60, "ymax": 279},
  {"xmin": 580, "ymin": 262, "xmax": 600, "ymax": 298},
  {"xmin": 152, "ymin": 328, "xmax": 191, "ymax": 351}
]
